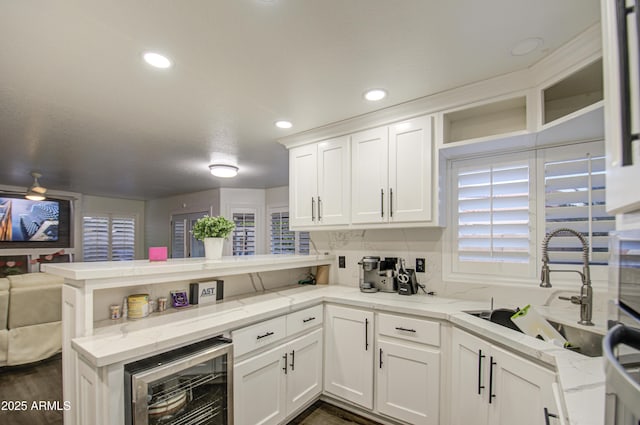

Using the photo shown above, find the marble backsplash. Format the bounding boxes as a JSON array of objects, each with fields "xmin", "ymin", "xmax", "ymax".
[{"xmin": 309, "ymin": 228, "xmax": 609, "ymax": 317}]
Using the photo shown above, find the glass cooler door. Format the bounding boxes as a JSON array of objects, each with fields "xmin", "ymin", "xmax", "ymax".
[{"xmin": 129, "ymin": 339, "xmax": 233, "ymax": 425}]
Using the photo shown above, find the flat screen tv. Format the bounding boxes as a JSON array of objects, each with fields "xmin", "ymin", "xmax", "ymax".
[{"xmin": 0, "ymin": 195, "xmax": 71, "ymax": 248}]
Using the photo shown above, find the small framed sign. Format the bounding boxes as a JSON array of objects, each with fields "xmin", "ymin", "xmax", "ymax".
[{"xmin": 189, "ymin": 280, "xmax": 224, "ymax": 305}]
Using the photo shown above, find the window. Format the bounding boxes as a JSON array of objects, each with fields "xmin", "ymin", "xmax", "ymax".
[
  {"xmin": 82, "ymin": 215, "xmax": 136, "ymax": 261},
  {"xmin": 269, "ymin": 210, "xmax": 310, "ymax": 255},
  {"xmin": 449, "ymin": 141, "xmax": 613, "ymax": 280},
  {"xmin": 452, "ymin": 153, "xmax": 535, "ymax": 276},
  {"xmin": 232, "ymin": 211, "xmax": 256, "ymax": 256},
  {"xmin": 541, "ymin": 143, "xmax": 615, "ymax": 265}
]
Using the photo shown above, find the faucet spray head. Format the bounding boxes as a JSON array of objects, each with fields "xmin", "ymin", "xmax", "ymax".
[{"xmin": 540, "ymin": 263, "xmax": 552, "ymax": 288}]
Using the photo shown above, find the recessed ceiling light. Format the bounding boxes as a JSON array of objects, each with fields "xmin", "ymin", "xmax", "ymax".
[
  {"xmin": 364, "ymin": 89, "xmax": 387, "ymax": 101},
  {"xmin": 143, "ymin": 52, "xmax": 172, "ymax": 69},
  {"xmin": 209, "ymin": 164, "xmax": 239, "ymax": 178},
  {"xmin": 510, "ymin": 38, "xmax": 543, "ymax": 56},
  {"xmin": 275, "ymin": 120, "xmax": 293, "ymax": 129}
]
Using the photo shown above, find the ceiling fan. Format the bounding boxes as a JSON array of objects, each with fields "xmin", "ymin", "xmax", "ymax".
[{"xmin": 25, "ymin": 172, "xmax": 47, "ymax": 201}]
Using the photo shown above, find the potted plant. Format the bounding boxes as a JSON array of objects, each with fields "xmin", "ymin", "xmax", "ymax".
[{"xmin": 191, "ymin": 215, "xmax": 235, "ymax": 260}]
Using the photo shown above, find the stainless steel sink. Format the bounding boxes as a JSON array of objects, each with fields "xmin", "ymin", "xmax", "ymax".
[
  {"xmin": 464, "ymin": 310, "xmax": 604, "ymax": 357},
  {"xmin": 547, "ymin": 320, "xmax": 603, "ymax": 357}
]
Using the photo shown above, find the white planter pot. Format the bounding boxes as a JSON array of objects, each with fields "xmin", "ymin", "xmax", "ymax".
[{"xmin": 203, "ymin": 237, "xmax": 224, "ymax": 260}]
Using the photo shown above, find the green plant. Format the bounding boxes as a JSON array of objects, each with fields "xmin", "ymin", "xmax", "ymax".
[{"xmin": 191, "ymin": 215, "xmax": 235, "ymax": 240}]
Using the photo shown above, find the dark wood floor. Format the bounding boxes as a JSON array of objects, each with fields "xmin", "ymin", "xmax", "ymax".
[
  {"xmin": 0, "ymin": 354, "xmax": 64, "ymax": 425},
  {"xmin": 288, "ymin": 401, "xmax": 381, "ymax": 425}
]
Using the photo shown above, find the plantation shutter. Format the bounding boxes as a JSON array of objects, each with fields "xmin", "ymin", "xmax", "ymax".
[
  {"xmin": 111, "ymin": 217, "xmax": 136, "ymax": 261},
  {"xmin": 83, "ymin": 216, "xmax": 109, "ymax": 261},
  {"xmin": 270, "ymin": 210, "xmax": 311, "ymax": 255},
  {"xmin": 82, "ymin": 215, "xmax": 136, "ymax": 261},
  {"xmin": 455, "ymin": 158, "xmax": 531, "ymax": 265},
  {"xmin": 232, "ymin": 212, "xmax": 256, "ymax": 256},
  {"xmin": 271, "ymin": 211, "xmax": 295, "ymax": 254},
  {"xmin": 543, "ymin": 145, "xmax": 615, "ymax": 265},
  {"xmin": 297, "ymin": 231, "xmax": 310, "ymax": 255},
  {"xmin": 172, "ymin": 218, "xmax": 186, "ymax": 258}
]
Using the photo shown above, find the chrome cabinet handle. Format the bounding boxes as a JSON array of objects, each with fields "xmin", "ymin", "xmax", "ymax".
[
  {"xmin": 256, "ymin": 331, "xmax": 274, "ymax": 340},
  {"xmin": 477, "ymin": 349, "xmax": 486, "ymax": 395},
  {"xmin": 381, "ymin": 189, "xmax": 384, "ymax": 218},
  {"xmin": 302, "ymin": 317, "xmax": 316, "ymax": 323},
  {"xmin": 311, "ymin": 197, "xmax": 315, "ymax": 222},
  {"xmin": 318, "ymin": 196, "xmax": 322, "ymax": 221}
]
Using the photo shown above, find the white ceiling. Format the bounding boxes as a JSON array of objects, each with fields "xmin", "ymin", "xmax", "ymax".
[{"xmin": 0, "ymin": 0, "xmax": 600, "ymax": 200}]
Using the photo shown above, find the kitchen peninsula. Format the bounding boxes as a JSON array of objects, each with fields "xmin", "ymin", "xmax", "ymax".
[
  {"xmin": 43, "ymin": 254, "xmax": 334, "ymax": 425},
  {"xmin": 44, "ymin": 255, "xmax": 604, "ymax": 425}
]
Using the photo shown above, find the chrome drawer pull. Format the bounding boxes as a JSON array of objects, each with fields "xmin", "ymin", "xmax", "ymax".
[
  {"xmin": 302, "ymin": 317, "xmax": 316, "ymax": 323},
  {"xmin": 395, "ymin": 326, "xmax": 416, "ymax": 333},
  {"xmin": 256, "ymin": 331, "xmax": 274, "ymax": 340}
]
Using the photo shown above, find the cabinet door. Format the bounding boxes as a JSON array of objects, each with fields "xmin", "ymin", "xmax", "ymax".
[
  {"xmin": 289, "ymin": 144, "xmax": 318, "ymax": 227},
  {"xmin": 324, "ymin": 305, "xmax": 374, "ymax": 409},
  {"xmin": 286, "ymin": 328, "xmax": 323, "ymax": 415},
  {"xmin": 351, "ymin": 127, "xmax": 389, "ymax": 224},
  {"xmin": 450, "ymin": 329, "xmax": 491, "ymax": 425},
  {"xmin": 234, "ymin": 344, "xmax": 287, "ymax": 425},
  {"xmin": 317, "ymin": 136, "xmax": 350, "ymax": 225},
  {"xmin": 388, "ymin": 115, "xmax": 433, "ymax": 223},
  {"xmin": 488, "ymin": 345, "xmax": 556, "ymax": 425},
  {"xmin": 602, "ymin": 0, "xmax": 640, "ymax": 213},
  {"xmin": 376, "ymin": 339, "xmax": 440, "ymax": 425}
]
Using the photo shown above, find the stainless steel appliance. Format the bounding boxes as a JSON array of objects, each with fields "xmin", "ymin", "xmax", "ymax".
[
  {"xmin": 358, "ymin": 256, "xmax": 397, "ymax": 293},
  {"xmin": 124, "ymin": 336, "xmax": 233, "ymax": 425},
  {"xmin": 605, "ymin": 230, "xmax": 640, "ymax": 424}
]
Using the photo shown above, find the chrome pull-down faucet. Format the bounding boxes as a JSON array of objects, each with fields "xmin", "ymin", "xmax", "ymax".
[{"xmin": 539, "ymin": 228, "xmax": 594, "ymax": 326}]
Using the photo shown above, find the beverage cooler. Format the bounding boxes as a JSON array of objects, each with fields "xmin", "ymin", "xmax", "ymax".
[{"xmin": 124, "ymin": 336, "xmax": 233, "ymax": 425}]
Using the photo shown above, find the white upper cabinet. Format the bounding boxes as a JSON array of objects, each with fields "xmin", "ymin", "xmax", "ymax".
[
  {"xmin": 388, "ymin": 115, "xmax": 433, "ymax": 222},
  {"xmin": 352, "ymin": 115, "xmax": 434, "ymax": 225},
  {"xmin": 351, "ymin": 127, "xmax": 390, "ymax": 224},
  {"xmin": 602, "ymin": 0, "xmax": 640, "ymax": 214},
  {"xmin": 289, "ymin": 136, "xmax": 350, "ymax": 228}
]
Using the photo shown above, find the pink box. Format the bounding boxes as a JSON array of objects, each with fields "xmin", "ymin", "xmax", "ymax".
[{"xmin": 149, "ymin": 247, "xmax": 168, "ymax": 262}]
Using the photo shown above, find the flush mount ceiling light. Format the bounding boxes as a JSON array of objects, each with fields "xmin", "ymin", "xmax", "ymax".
[
  {"xmin": 142, "ymin": 51, "xmax": 172, "ymax": 69},
  {"xmin": 510, "ymin": 38, "xmax": 543, "ymax": 56},
  {"xmin": 209, "ymin": 164, "xmax": 239, "ymax": 178},
  {"xmin": 25, "ymin": 172, "xmax": 47, "ymax": 201},
  {"xmin": 364, "ymin": 88, "xmax": 387, "ymax": 101},
  {"xmin": 274, "ymin": 120, "xmax": 293, "ymax": 129}
]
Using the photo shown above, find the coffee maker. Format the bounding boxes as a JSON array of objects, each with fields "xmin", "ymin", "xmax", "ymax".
[{"xmin": 358, "ymin": 256, "xmax": 398, "ymax": 293}]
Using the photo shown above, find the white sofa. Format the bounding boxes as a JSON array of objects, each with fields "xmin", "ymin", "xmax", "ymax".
[{"xmin": 0, "ymin": 273, "xmax": 63, "ymax": 366}]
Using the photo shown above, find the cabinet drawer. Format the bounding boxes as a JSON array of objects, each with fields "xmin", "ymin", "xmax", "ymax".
[
  {"xmin": 286, "ymin": 305, "xmax": 323, "ymax": 336},
  {"xmin": 232, "ymin": 316, "xmax": 287, "ymax": 357},
  {"xmin": 377, "ymin": 313, "xmax": 440, "ymax": 347}
]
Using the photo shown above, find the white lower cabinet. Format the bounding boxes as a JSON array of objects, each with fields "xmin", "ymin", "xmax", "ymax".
[
  {"xmin": 234, "ymin": 328, "xmax": 323, "ymax": 425},
  {"xmin": 324, "ymin": 305, "xmax": 374, "ymax": 409},
  {"xmin": 451, "ymin": 328, "xmax": 558, "ymax": 425},
  {"xmin": 376, "ymin": 338, "xmax": 440, "ymax": 425}
]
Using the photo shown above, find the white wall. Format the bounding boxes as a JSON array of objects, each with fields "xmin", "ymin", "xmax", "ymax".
[{"xmin": 145, "ymin": 189, "xmax": 221, "ymax": 253}]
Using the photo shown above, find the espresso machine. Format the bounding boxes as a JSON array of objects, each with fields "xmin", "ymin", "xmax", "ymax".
[{"xmin": 358, "ymin": 256, "xmax": 398, "ymax": 293}]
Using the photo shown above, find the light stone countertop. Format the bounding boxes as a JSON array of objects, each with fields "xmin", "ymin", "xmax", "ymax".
[{"xmin": 72, "ymin": 285, "xmax": 605, "ymax": 425}]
